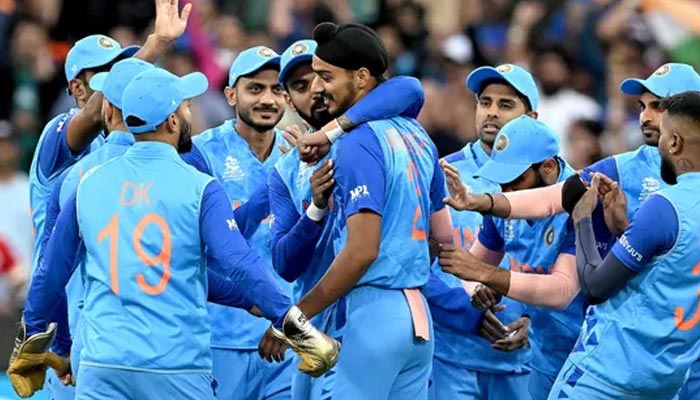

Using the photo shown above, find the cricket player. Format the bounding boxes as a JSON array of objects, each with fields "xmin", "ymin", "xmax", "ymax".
[
  {"xmin": 37, "ymin": 58, "xmax": 154, "ymax": 385},
  {"xmin": 27, "ymin": 2, "xmax": 192, "ymax": 397},
  {"xmin": 429, "ymin": 64, "xmax": 537, "ymax": 400},
  {"xmin": 269, "ymin": 39, "xmax": 429, "ymax": 400},
  {"xmin": 180, "ymin": 46, "xmax": 297, "ymax": 400},
  {"xmin": 439, "ymin": 116, "xmax": 584, "ymax": 399},
  {"xmin": 445, "ymin": 63, "xmax": 700, "ymax": 398},
  {"xmin": 286, "ymin": 22, "xmax": 454, "ymax": 399},
  {"xmin": 11, "ymin": 67, "xmax": 338, "ymax": 400},
  {"xmin": 548, "ymin": 91, "xmax": 700, "ymax": 399}
]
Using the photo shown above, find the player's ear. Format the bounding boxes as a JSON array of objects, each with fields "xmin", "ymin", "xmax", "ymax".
[
  {"xmin": 354, "ymin": 67, "xmax": 371, "ymax": 90},
  {"xmin": 541, "ymin": 158, "xmax": 558, "ymax": 173},
  {"xmin": 224, "ymin": 86, "xmax": 236, "ymax": 107},
  {"xmin": 284, "ymin": 92, "xmax": 297, "ymax": 112},
  {"xmin": 526, "ymin": 110, "xmax": 538, "ymax": 119},
  {"xmin": 671, "ymin": 131, "xmax": 684, "ymax": 154},
  {"xmin": 166, "ymin": 113, "xmax": 179, "ymax": 134}
]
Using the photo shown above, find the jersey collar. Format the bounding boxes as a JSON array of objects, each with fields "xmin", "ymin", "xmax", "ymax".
[{"xmin": 106, "ymin": 130, "xmax": 135, "ymax": 146}]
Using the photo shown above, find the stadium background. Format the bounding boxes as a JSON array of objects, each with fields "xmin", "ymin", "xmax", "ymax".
[{"xmin": 0, "ymin": 0, "xmax": 698, "ymax": 398}]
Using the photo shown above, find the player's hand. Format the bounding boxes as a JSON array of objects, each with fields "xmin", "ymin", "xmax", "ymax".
[
  {"xmin": 439, "ymin": 244, "xmax": 487, "ymax": 282},
  {"xmin": 478, "ymin": 308, "xmax": 508, "ymax": 342},
  {"xmin": 491, "ymin": 316, "xmax": 530, "ymax": 352},
  {"xmin": 298, "ymin": 131, "xmax": 331, "ymax": 165},
  {"xmin": 310, "ymin": 160, "xmax": 334, "ymax": 209},
  {"xmin": 153, "ymin": 0, "xmax": 192, "ymax": 44},
  {"xmin": 8, "ymin": 321, "xmax": 71, "ymax": 398},
  {"xmin": 258, "ymin": 327, "xmax": 288, "ymax": 363},
  {"xmin": 600, "ymin": 176, "xmax": 629, "ymax": 235},
  {"xmin": 441, "ymin": 160, "xmax": 483, "ymax": 212},
  {"xmin": 278, "ymin": 125, "xmax": 303, "ymax": 154},
  {"xmin": 271, "ymin": 306, "xmax": 340, "ymax": 377},
  {"xmin": 471, "ymin": 285, "xmax": 502, "ymax": 311},
  {"xmin": 572, "ymin": 173, "xmax": 601, "ymax": 224}
]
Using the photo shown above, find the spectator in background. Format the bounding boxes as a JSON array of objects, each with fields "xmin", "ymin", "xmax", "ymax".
[
  {"xmin": 532, "ymin": 45, "xmax": 601, "ymax": 159},
  {"xmin": 419, "ymin": 33, "xmax": 476, "ymax": 157},
  {"xmin": 567, "ymin": 118, "xmax": 604, "ymax": 170},
  {"xmin": 0, "ymin": 120, "xmax": 31, "ymax": 312},
  {"xmin": 0, "ymin": 234, "xmax": 26, "ymax": 314}
]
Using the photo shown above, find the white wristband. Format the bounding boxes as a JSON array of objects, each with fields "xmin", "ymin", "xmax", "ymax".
[
  {"xmin": 306, "ymin": 202, "xmax": 328, "ymax": 222},
  {"xmin": 323, "ymin": 119, "xmax": 345, "ymax": 144}
]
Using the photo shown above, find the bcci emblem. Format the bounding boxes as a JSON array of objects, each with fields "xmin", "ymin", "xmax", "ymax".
[
  {"xmin": 654, "ymin": 64, "xmax": 671, "ymax": 76},
  {"xmin": 291, "ymin": 43, "xmax": 308, "ymax": 56},
  {"xmin": 497, "ymin": 64, "xmax": 513, "ymax": 74},
  {"xmin": 495, "ymin": 134, "xmax": 508, "ymax": 152},
  {"xmin": 97, "ymin": 36, "xmax": 115, "ymax": 49},
  {"xmin": 258, "ymin": 47, "xmax": 276, "ymax": 58},
  {"xmin": 544, "ymin": 226, "xmax": 555, "ymax": 246}
]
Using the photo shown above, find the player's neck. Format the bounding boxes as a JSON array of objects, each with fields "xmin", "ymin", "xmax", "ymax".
[
  {"xmin": 235, "ymin": 119, "xmax": 275, "ymax": 162},
  {"xmin": 480, "ymin": 140, "xmax": 492, "ymax": 156}
]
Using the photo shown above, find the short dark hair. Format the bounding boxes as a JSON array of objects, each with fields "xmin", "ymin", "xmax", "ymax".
[
  {"xmin": 477, "ymin": 78, "xmax": 532, "ymax": 112},
  {"xmin": 659, "ymin": 91, "xmax": 700, "ymax": 125}
]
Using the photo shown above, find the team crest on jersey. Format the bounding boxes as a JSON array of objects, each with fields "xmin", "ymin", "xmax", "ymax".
[
  {"xmin": 291, "ymin": 43, "xmax": 308, "ymax": 56},
  {"xmin": 223, "ymin": 156, "xmax": 245, "ymax": 182},
  {"xmin": 544, "ymin": 226, "xmax": 555, "ymax": 246},
  {"xmin": 495, "ymin": 134, "xmax": 509, "ymax": 152},
  {"xmin": 258, "ymin": 47, "xmax": 276, "ymax": 58},
  {"xmin": 496, "ymin": 64, "xmax": 513, "ymax": 74},
  {"xmin": 97, "ymin": 36, "xmax": 116, "ymax": 49},
  {"xmin": 639, "ymin": 177, "xmax": 661, "ymax": 202},
  {"xmin": 654, "ymin": 64, "xmax": 671, "ymax": 76}
]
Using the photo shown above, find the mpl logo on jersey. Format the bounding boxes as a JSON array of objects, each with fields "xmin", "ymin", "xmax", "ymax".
[
  {"xmin": 503, "ymin": 219, "xmax": 515, "ymax": 241},
  {"xmin": 223, "ymin": 156, "xmax": 245, "ymax": 182},
  {"xmin": 350, "ymin": 185, "xmax": 370, "ymax": 202}
]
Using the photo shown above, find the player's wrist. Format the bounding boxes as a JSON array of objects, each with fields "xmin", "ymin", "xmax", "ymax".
[
  {"xmin": 321, "ymin": 119, "xmax": 345, "ymax": 144},
  {"xmin": 306, "ymin": 202, "xmax": 328, "ymax": 222}
]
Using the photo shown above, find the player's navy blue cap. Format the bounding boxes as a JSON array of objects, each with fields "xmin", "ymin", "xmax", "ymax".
[
  {"xmin": 620, "ymin": 63, "xmax": 700, "ymax": 97},
  {"xmin": 89, "ymin": 59, "xmax": 154, "ymax": 109},
  {"xmin": 229, "ymin": 46, "xmax": 281, "ymax": 87},
  {"xmin": 64, "ymin": 35, "xmax": 139, "ymax": 82},
  {"xmin": 279, "ymin": 40, "xmax": 317, "ymax": 86},
  {"xmin": 474, "ymin": 115, "xmax": 559, "ymax": 184},
  {"xmin": 122, "ymin": 68, "xmax": 208, "ymax": 134},
  {"xmin": 466, "ymin": 64, "xmax": 539, "ymax": 110}
]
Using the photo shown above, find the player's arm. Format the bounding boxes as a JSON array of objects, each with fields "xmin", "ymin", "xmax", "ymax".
[
  {"xmin": 206, "ymin": 268, "xmax": 254, "ymax": 310},
  {"xmin": 38, "ymin": 170, "xmax": 69, "ymax": 258},
  {"xmin": 200, "ymin": 180, "xmax": 292, "ymax": 327},
  {"xmin": 575, "ymin": 193, "xmax": 678, "ymax": 304},
  {"xmin": 234, "ymin": 182, "xmax": 270, "ymax": 240},
  {"xmin": 297, "ymin": 126, "xmax": 384, "ymax": 319},
  {"xmin": 422, "ymin": 269, "xmax": 483, "ymax": 334},
  {"xmin": 269, "ymin": 169, "xmax": 325, "ymax": 282},
  {"xmin": 428, "ymin": 144, "xmax": 455, "ymax": 247},
  {"xmin": 23, "ymin": 192, "xmax": 82, "ymax": 348},
  {"xmin": 299, "ymin": 76, "xmax": 424, "ymax": 155},
  {"xmin": 64, "ymin": 0, "xmax": 192, "ymax": 154}
]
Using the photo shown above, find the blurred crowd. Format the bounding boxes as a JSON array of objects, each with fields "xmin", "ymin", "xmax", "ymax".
[{"xmin": 0, "ymin": 0, "xmax": 699, "ymax": 313}]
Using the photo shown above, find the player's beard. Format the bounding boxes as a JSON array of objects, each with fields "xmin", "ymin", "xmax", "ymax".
[
  {"xmin": 297, "ymin": 97, "xmax": 333, "ymax": 130},
  {"xmin": 660, "ymin": 155, "xmax": 677, "ymax": 185},
  {"xmin": 177, "ymin": 117, "xmax": 193, "ymax": 153},
  {"xmin": 238, "ymin": 106, "xmax": 281, "ymax": 133}
]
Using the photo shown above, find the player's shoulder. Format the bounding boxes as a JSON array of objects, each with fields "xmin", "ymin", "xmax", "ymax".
[
  {"xmin": 40, "ymin": 109, "xmax": 77, "ymax": 138},
  {"xmin": 193, "ymin": 120, "xmax": 233, "ymax": 146}
]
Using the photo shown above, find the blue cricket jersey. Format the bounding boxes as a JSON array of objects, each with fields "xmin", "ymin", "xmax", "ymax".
[
  {"xmin": 582, "ymin": 144, "xmax": 667, "ymax": 256},
  {"xmin": 430, "ymin": 140, "xmax": 531, "ymax": 373},
  {"xmin": 331, "ymin": 117, "xmax": 445, "ymax": 289},
  {"xmin": 24, "ymin": 141, "xmax": 292, "ymax": 372},
  {"xmin": 568, "ymin": 173, "xmax": 700, "ymax": 397},
  {"xmin": 29, "ymin": 109, "xmax": 104, "ymax": 274},
  {"xmin": 479, "ymin": 159, "xmax": 584, "ymax": 378},
  {"xmin": 187, "ymin": 120, "xmax": 292, "ymax": 349}
]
